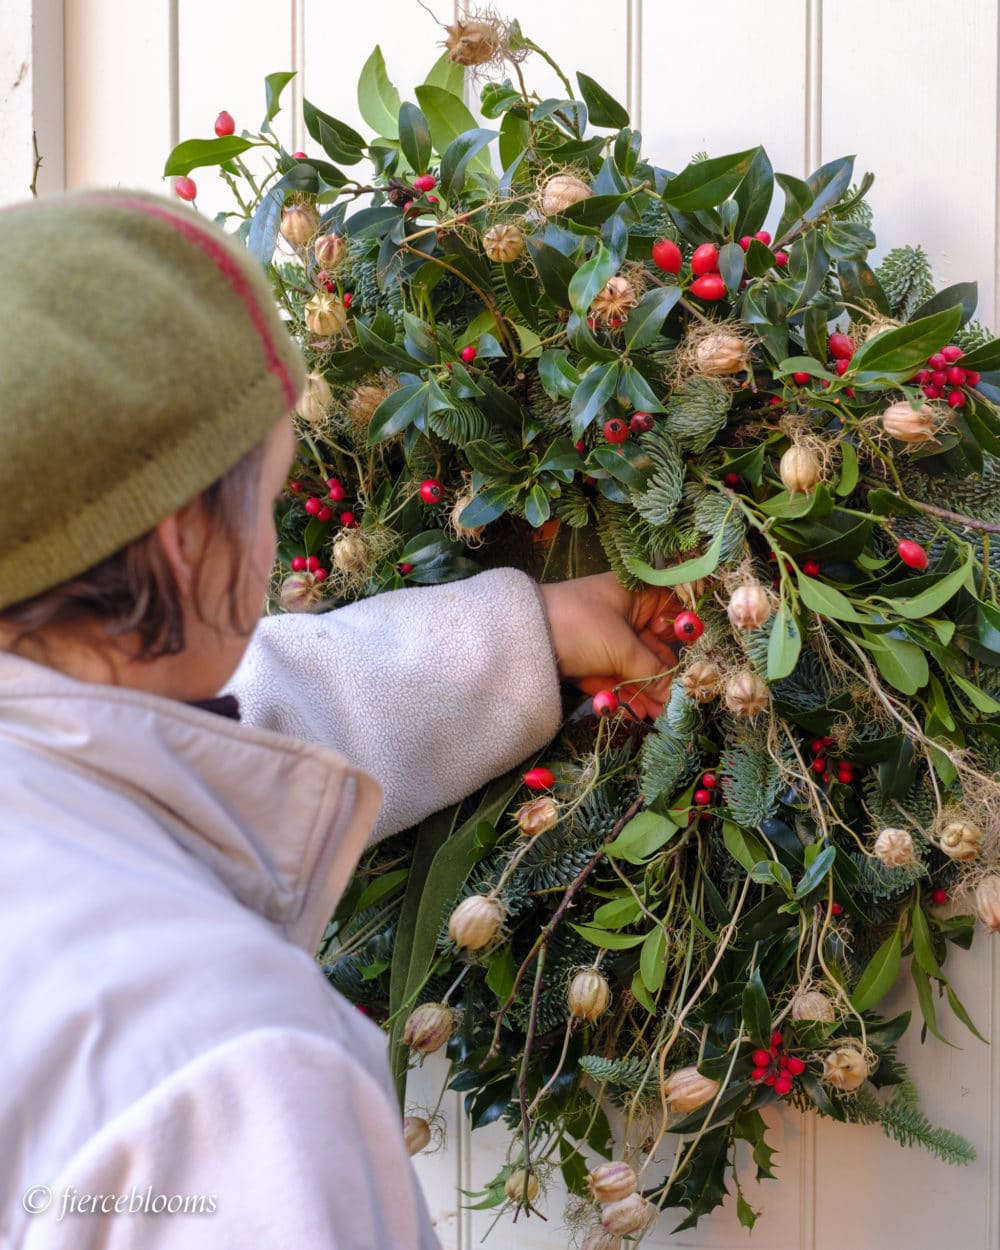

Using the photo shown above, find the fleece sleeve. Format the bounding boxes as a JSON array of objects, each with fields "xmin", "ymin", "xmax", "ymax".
[
  {"xmin": 227, "ymin": 567, "xmax": 563, "ymax": 840},
  {"xmin": 25, "ymin": 1029, "xmax": 441, "ymax": 1250}
]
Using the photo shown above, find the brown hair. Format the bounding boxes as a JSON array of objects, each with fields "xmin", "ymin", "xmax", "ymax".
[{"xmin": 0, "ymin": 443, "xmax": 266, "ymax": 662}]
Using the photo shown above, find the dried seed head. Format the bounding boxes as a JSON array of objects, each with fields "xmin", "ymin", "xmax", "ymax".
[
  {"xmin": 568, "ymin": 968, "xmax": 611, "ymax": 1022},
  {"xmin": 694, "ymin": 332, "xmax": 748, "ymax": 375},
  {"xmin": 348, "ymin": 378, "xmax": 399, "ymax": 426},
  {"xmin": 443, "ymin": 16, "xmax": 506, "ymax": 65},
  {"xmin": 278, "ymin": 571, "xmax": 326, "ymax": 613},
  {"xmin": 280, "ymin": 200, "xmax": 320, "ymax": 246},
  {"xmin": 779, "ymin": 444, "xmax": 822, "ymax": 494},
  {"xmin": 872, "ymin": 826, "xmax": 918, "ymax": 869},
  {"xmin": 682, "ymin": 659, "xmax": 723, "ymax": 703},
  {"xmin": 504, "ymin": 1169, "xmax": 539, "ymax": 1204},
  {"xmin": 305, "ymin": 290, "xmax": 347, "ymax": 337},
  {"xmin": 482, "ymin": 222, "xmax": 526, "ymax": 262},
  {"xmin": 726, "ymin": 581, "xmax": 773, "ymax": 631},
  {"xmin": 975, "ymin": 874, "xmax": 1000, "ymax": 933},
  {"xmin": 581, "ymin": 1230, "xmax": 622, "ymax": 1250},
  {"xmin": 938, "ymin": 819, "xmax": 983, "ymax": 862},
  {"xmin": 587, "ymin": 1161, "xmax": 636, "ymax": 1204},
  {"xmin": 539, "ymin": 172, "xmax": 592, "ymax": 216},
  {"xmin": 662, "ymin": 1065, "xmax": 720, "ymax": 1114},
  {"xmin": 516, "ymin": 796, "xmax": 560, "ymax": 838},
  {"xmin": 332, "ymin": 531, "xmax": 370, "ymax": 573},
  {"xmin": 590, "ymin": 275, "xmax": 638, "ymax": 326},
  {"xmin": 298, "ymin": 371, "xmax": 332, "ymax": 427},
  {"xmin": 313, "ymin": 232, "xmax": 346, "ymax": 268},
  {"xmin": 448, "ymin": 893, "xmax": 504, "ymax": 951},
  {"xmin": 723, "ymin": 670, "xmax": 769, "ymax": 718},
  {"xmin": 821, "ymin": 1044, "xmax": 869, "ymax": 1093},
  {"xmin": 449, "ymin": 488, "xmax": 486, "ymax": 544},
  {"xmin": 600, "ymin": 1193, "xmax": 656, "ymax": 1236},
  {"xmin": 881, "ymin": 400, "xmax": 940, "ymax": 443},
  {"xmin": 403, "ymin": 1002, "xmax": 454, "ymax": 1055},
  {"xmin": 791, "ymin": 989, "xmax": 836, "ymax": 1022},
  {"xmin": 402, "ymin": 1116, "xmax": 432, "ymax": 1155}
]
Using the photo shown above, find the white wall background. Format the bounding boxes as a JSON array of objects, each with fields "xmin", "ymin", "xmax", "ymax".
[{"xmin": 4, "ymin": 2, "xmax": 1000, "ymax": 1247}]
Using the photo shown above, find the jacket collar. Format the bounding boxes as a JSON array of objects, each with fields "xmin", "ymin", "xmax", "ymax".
[{"xmin": 0, "ymin": 651, "xmax": 384, "ymax": 951}]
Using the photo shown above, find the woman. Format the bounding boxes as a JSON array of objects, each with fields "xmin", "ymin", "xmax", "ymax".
[{"xmin": 0, "ymin": 191, "xmax": 676, "ymax": 1248}]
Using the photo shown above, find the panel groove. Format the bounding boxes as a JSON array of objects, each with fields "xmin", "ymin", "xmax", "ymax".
[
  {"xmin": 804, "ymin": 0, "xmax": 822, "ymax": 173},
  {"xmin": 989, "ymin": 940, "xmax": 999, "ymax": 1249},
  {"xmin": 627, "ymin": 0, "xmax": 642, "ymax": 131},
  {"xmin": 291, "ymin": 0, "xmax": 305, "ymax": 153},
  {"xmin": 168, "ymin": 0, "xmax": 179, "ymax": 151}
]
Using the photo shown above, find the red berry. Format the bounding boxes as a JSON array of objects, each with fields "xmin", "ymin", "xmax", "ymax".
[
  {"xmin": 946, "ymin": 366, "xmax": 966, "ymax": 386},
  {"xmin": 328, "ymin": 482, "xmax": 346, "ymax": 501},
  {"xmin": 722, "ymin": 472, "xmax": 741, "ymax": 486},
  {"xmin": 770, "ymin": 1031, "xmax": 783, "ymax": 1047},
  {"xmin": 398, "ymin": 562, "xmax": 414, "ymax": 575},
  {"xmin": 754, "ymin": 231, "xmax": 772, "ymax": 246},
  {"xmin": 930, "ymin": 370, "xmax": 948, "ymax": 388},
  {"xmin": 316, "ymin": 505, "xmax": 333, "ymax": 522},
  {"xmin": 343, "ymin": 292, "xmax": 353, "ymax": 308},
  {"xmin": 304, "ymin": 496, "xmax": 322, "ymax": 516},
  {"xmin": 313, "ymin": 567, "xmax": 327, "ymax": 582},
  {"xmin": 651, "ymin": 238, "xmax": 683, "ymax": 273},
  {"xmin": 752, "ymin": 1048, "xmax": 772, "ymax": 1068},
  {"xmin": 214, "ymin": 110, "xmax": 235, "ymax": 137},
  {"xmin": 289, "ymin": 481, "xmax": 303, "ymax": 493},
  {"xmin": 802, "ymin": 559, "xmax": 821, "ymax": 577},
  {"xmin": 916, "ymin": 369, "xmax": 931, "ymax": 384},
  {"xmin": 592, "ymin": 689, "xmax": 620, "ymax": 717},
  {"xmin": 673, "ymin": 611, "xmax": 705, "ymax": 642},
  {"xmin": 420, "ymin": 478, "xmax": 445, "ymax": 505},
  {"xmin": 603, "ymin": 417, "xmax": 629, "ymax": 444},
  {"xmin": 751, "ymin": 1066, "xmax": 769, "ymax": 1081},
  {"xmin": 947, "ymin": 389, "xmax": 966, "ymax": 409},
  {"xmin": 340, "ymin": 511, "xmax": 358, "ymax": 527},
  {"xmin": 828, "ymin": 332, "xmax": 855, "ymax": 361},
  {"xmin": 174, "ymin": 176, "xmax": 197, "ymax": 201},
  {"xmin": 822, "ymin": 736, "xmax": 835, "ymax": 748},
  {"xmin": 811, "ymin": 757, "xmax": 827, "ymax": 773},
  {"xmin": 774, "ymin": 251, "xmax": 788, "ymax": 267},
  {"xmin": 821, "ymin": 772, "xmax": 830, "ymax": 783},
  {"xmin": 738, "ymin": 235, "xmax": 753, "ymax": 250},
  {"xmin": 690, "ymin": 242, "xmax": 720, "ymax": 275},
  {"xmin": 460, "ymin": 345, "xmax": 477, "ymax": 363},
  {"xmin": 629, "ymin": 411, "xmax": 655, "ymax": 435},
  {"xmin": 689, "ymin": 273, "xmax": 727, "ymax": 301},
  {"xmin": 786, "ymin": 1056, "xmax": 806, "ymax": 1075},
  {"xmin": 402, "ymin": 200, "xmax": 414, "ymax": 211},
  {"xmin": 701, "ymin": 772, "xmax": 718, "ymax": 788},
  {"xmin": 928, "ymin": 352, "xmax": 946, "ymax": 370},
  {"xmin": 575, "ymin": 441, "xmax": 587, "ymax": 454},
  {"xmin": 305, "ymin": 555, "xmax": 321, "ymax": 572},
  {"xmin": 774, "ymin": 1077, "xmax": 794, "ymax": 1096},
  {"xmin": 524, "ymin": 767, "xmax": 556, "ymax": 790},
  {"xmin": 779, "ymin": 1056, "xmax": 791, "ymax": 1069},
  {"xmin": 922, "ymin": 384, "xmax": 942, "ymax": 399},
  {"xmin": 413, "ymin": 174, "xmax": 436, "ymax": 192},
  {"xmin": 426, "ymin": 195, "xmax": 439, "ymax": 205},
  {"xmin": 292, "ymin": 151, "xmax": 308, "ymax": 159},
  {"xmin": 941, "ymin": 345, "xmax": 963, "ymax": 362},
  {"xmin": 931, "ymin": 888, "xmax": 949, "ymax": 905},
  {"xmin": 830, "ymin": 902, "xmax": 844, "ymax": 915},
  {"xmin": 290, "ymin": 556, "xmax": 306, "ymax": 572},
  {"xmin": 834, "ymin": 358, "xmax": 850, "ymax": 377},
  {"xmin": 809, "ymin": 739, "xmax": 825, "ymax": 754},
  {"xmin": 693, "ymin": 788, "xmax": 712, "ymax": 806},
  {"xmin": 897, "ymin": 539, "xmax": 929, "ymax": 570},
  {"xmin": 965, "ymin": 370, "xmax": 981, "ymax": 387}
]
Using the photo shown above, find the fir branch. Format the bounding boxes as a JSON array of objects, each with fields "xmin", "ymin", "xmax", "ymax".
[{"xmin": 881, "ymin": 1098, "xmax": 976, "ymax": 1164}]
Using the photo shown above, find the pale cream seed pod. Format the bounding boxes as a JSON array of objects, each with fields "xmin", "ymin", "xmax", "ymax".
[
  {"xmin": 881, "ymin": 400, "xmax": 940, "ymax": 443},
  {"xmin": 504, "ymin": 1169, "xmax": 539, "ymax": 1204},
  {"xmin": 663, "ymin": 1065, "xmax": 720, "ymax": 1114},
  {"xmin": 280, "ymin": 201, "xmax": 320, "ymax": 245},
  {"xmin": 568, "ymin": 968, "xmax": 611, "ymax": 1023},
  {"xmin": 516, "ymin": 796, "xmax": 560, "ymax": 838},
  {"xmin": 723, "ymin": 670, "xmax": 769, "ymax": 718},
  {"xmin": 332, "ymin": 531, "xmax": 369, "ymax": 573},
  {"xmin": 821, "ymin": 1045, "xmax": 869, "ymax": 1093},
  {"xmin": 278, "ymin": 571, "xmax": 325, "ymax": 613},
  {"xmin": 791, "ymin": 989, "xmax": 836, "ymax": 1022},
  {"xmin": 313, "ymin": 231, "xmax": 345, "ymax": 268},
  {"xmin": 600, "ymin": 1193, "xmax": 656, "ymax": 1236},
  {"xmin": 581, "ymin": 1229, "xmax": 622, "ymax": 1250},
  {"xmin": 448, "ymin": 894, "xmax": 504, "ymax": 951},
  {"xmin": 403, "ymin": 1002, "xmax": 454, "ymax": 1055},
  {"xmin": 539, "ymin": 173, "xmax": 592, "ymax": 216},
  {"xmin": 726, "ymin": 581, "xmax": 773, "ymax": 630},
  {"xmin": 402, "ymin": 1116, "xmax": 432, "ymax": 1156},
  {"xmin": 482, "ymin": 223, "xmax": 526, "ymax": 263},
  {"xmin": 938, "ymin": 819, "xmax": 983, "ymax": 862},
  {"xmin": 682, "ymin": 659, "xmax": 723, "ymax": 703},
  {"xmin": 305, "ymin": 290, "xmax": 347, "ymax": 337},
  {"xmin": 872, "ymin": 827, "xmax": 918, "ymax": 870},
  {"xmin": 694, "ymin": 332, "xmax": 747, "ymax": 375},
  {"xmin": 587, "ymin": 1160, "xmax": 637, "ymax": 1204},
  {"xmin": 297, "ymin": 371, "xmax": 332, "ymax": 427},
  {"xmin": 974, "ymin": 874, "xmax": 1000, "ymax": 933},
  {"xmin": 779, "ymin": 444, "xmax": 822, "ymax": 494}
]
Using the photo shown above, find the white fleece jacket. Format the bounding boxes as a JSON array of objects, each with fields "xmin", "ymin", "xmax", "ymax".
[{"xmin": 0, "ymin": 568, "xmax": 561, "ymax": 1250}]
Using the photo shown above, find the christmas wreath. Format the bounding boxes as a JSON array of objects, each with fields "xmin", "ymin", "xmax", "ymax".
[{"xmin": 167, "ymin": 12, "xmax": 1000, "ymax": 1241}]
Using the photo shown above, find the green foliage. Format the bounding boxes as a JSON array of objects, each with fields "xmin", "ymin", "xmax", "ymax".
[
  {"xmin": 720, "ymin": 740, "xmax": 783, "ymax": 827},
  {"xmin": 662, "ymin": 376, "xmax": 732, "ymax": 452},
  {"xmin": 578, "ymin": 1053, "xmax": 656, "ymax": 1093},
  {"xmin": 631, "ymin": 427, "xmax": 685, "ymax": 526},
  {"xmin": 876, "ymin": 245, "xmax": 935, "ymax": 322},
  {"xmin": 641, "ymin": 684, "xmax": 702, "ymax": 802}
]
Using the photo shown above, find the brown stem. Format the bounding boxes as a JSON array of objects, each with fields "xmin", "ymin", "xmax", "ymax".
[
  {"xmin": 399, "ymin": 243, "xmax": 518, "ymax": 360},
  {"xmin": 30, "ymin": 132, "xmax": 42, "ymax": 197},
  {"xmin": 861, "ymin": 478, "xmax": 1000, "ymax": 534},
  {"xmin": 515, "ymin": 946, "xmax": 546, "ymax": 1204}
]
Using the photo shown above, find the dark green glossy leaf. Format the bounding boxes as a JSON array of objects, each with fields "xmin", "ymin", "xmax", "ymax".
[
  {"xmin": 526, "ymin": 239, "xmax": 578, "ymax": 308},
  {"xmin": 263, "ymin": 71, "xmax": 296, "ymax": 124},
  {"xmin": 623, "ymin": 286, "xmax": 682, "ymax": 350},
  {"xmin": 398, "ymin": 102, "xmax": 432, "ymax": 174},
  {"xmin": 767, "ymin": 601, "xmax": 802, "ymax": 681},
  {"xmin": 303, "ymin": 99, "xmax": 366, "ymax": 164},
  {"xmin": 439, "ymin": 127, "xmax": 497, "ymax": 197},
  {"xmin": 851, "ymin": 306, "xmax": 963, "ymax": 377},
  {"xmin": 742, "ymin": 968, "xmax": 771, "ymax": 1047},
  {"xmin": 576, "ymin": 71, "xmax": 629, "ymax": 128},
  {"xmin": 568, "ymin": 245, "xmax": 616, "ymax": 316},
  {"xmin": 366, "ymin": 382, "xmax": 427, "ymax": 442},
  {"xmin": 733, "ymin": 146, "xmax": 774, "ymax": 237},
  {"xmin": 851, "ymin": 927, "xmax": 902, "ymax": 1012},
  {"xmin": 664, "ymin": 147, "xmax": 760, "ymax": 213},
  {"xmin": 569, "ymin": 362, "xmax": 618, "ymax": 439},
  {"xmin": 538, "ymin": 350, "xmax": 580, "ymax": 399},
  {"xmin": 457, "ymin": 483, "xmax": 519, "ymax": 528},
  {"xmin": 802, "ymin": 154, "xmax": 855, "ymax": 219},
  {"xmin": 164, "ymin": 136, "xmax": 257, "ymax": 176},
  {"xmin": 524, "ymin": 483, "xmax": 551, "ymax": 527},
  {"xmin": 357, "ymin": 46, "xmax": 401, "ymax": 138},
  {"xmin": 793, "ymin": 845, "xmax": 836, "ymax": 899},
  {"xmin": 837, "ymin": 259, "xmax": 891, "ymax": 317},
  {"xmin": 480, "ymin": 79, "xmax": 522, "ymax": 118},
  {"xmin": 910, "ymin": 281, "xmax": 979, "ymax": 327},
  {"xmin": 718, "ymin": 241, "xmax": 746, "ymax": 294},
  {"xmin": 627, "ymin": 517, "xmax": 730, "ymax": 585}
]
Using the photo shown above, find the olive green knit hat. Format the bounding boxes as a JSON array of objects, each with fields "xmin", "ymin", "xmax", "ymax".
[{"xmin": 0, "ymin": 189, "xmax": 306, "ymax": 611}]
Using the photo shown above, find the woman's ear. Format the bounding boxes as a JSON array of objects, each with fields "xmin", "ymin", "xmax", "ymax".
[{"xmin": 153, "ymin": 504, "xmax": 207, "ymax": 596}]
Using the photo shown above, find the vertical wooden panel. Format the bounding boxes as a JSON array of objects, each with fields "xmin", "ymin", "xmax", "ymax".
[
  {"xmin": 821, "ymin": 0, "xmax": 998, "ymax": 320},
  {"xmin": 64, "ymin": 0, "xmax": 175, "ymax": 192},
  {"xmin": 0, "ymin": 0, "xmax": 64, "ymax": 205}
]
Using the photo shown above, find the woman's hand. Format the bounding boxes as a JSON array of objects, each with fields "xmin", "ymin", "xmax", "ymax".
[{"xmin": 537, "ymin": 572, "xmax": 683, "ymax": 720}]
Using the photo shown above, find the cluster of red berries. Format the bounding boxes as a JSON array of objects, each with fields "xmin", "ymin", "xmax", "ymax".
[
  {"xmin": 792, "ymin": 332, "xmax": 856, "ymax": 394},
  {"xmin": 686, "ymin": 244, "xmax": 726, "ymax": 302},
  {"xmin": 808, "ymin": 736, "xmax": 854, "ymax": 786},
  {"xmin": 296, "ymin": 476, "xmax": 360, "ymax": 528},
  {"xmin": 603, "ymin": 411, "xmax": 655, "ymax": 444},
  {"xmin": 289, "ymin": 554, "xmax": 327, "ymax": 581},
  {"xmin": 911, "ymin": 344, "xmax": 979, "ymax": 407},
  {"xmin": 175, "ymin": 110, "xmax": 239, "ymax": 201},
  {"xmin": 738, "ymin": 230, "xmax": 788, "ymax": 267},
  {"xmin": 751, "ymin": 1032, "xmax": 805, "ymax": 1096},
  {"xmin": 692, "ymin": 771, "xmax": 717, "ymax": 807}
]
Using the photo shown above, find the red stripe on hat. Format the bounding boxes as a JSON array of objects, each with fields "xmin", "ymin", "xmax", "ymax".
[{"xmin": 84, "ymin": 195, "xmax": 300, "ymax": 409}]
